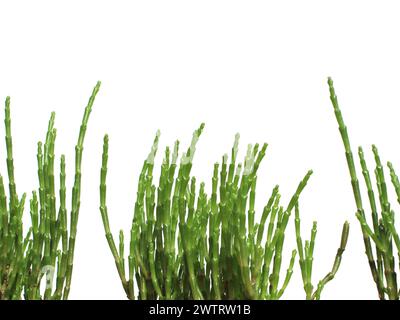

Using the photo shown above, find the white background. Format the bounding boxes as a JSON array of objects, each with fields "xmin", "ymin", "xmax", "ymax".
[{"xmin": 1, "ymin": 0, "xmax": 400, "ymax": 300}]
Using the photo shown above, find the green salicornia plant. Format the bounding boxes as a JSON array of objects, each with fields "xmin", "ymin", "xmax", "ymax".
[
  {"xmin": 328, "ymin": 77, "xmax": 400, "ymax": 300},
  {"xmin": 294, "ymin": 202, "xmax": 349, "ymax": 300},
  {"xmin": 0, "ymin": 98, "xmax": 31, "ymax": 299},
  {"xmin": 0, "ymin": 82, "xmax": 100, "ymax": 300},
  {"xmin": 100, "ymin": 125, "xmax": 314, "ymax": 300}
]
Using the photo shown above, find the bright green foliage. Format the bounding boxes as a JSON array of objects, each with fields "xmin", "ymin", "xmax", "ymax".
[
  {"xmin": 328, "ymin": 77, "xmax": 400, "ymax": 300},
  {"xmin": 0, "ymin": 97, "xmax": 30, "ymax": 299},
  {"xmin": 0, "ymin": 82, "xmax": 100, "ymax": 300},
  {"xmin": 294, "ymin": 202, "xmax": 349, "ymax": 300},
  {"xmin": 100, "ymin": 125, "xmax": 314, "ymax": 300}
]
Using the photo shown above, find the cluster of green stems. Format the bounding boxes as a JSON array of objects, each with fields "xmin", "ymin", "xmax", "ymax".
[
  {"xmin": 0, "ymin": 82, "xmax": 100, "ymax": 300},
  {"xmin": 4, "ymin": 77, "xmax": 399, "ymax": 300},
  {"xmin": 328, "ymin": 78, "xmax": 400, "ymax": 300},
  {"xmin": 100, "ymin": 124, "xmax": 348, "ymax": 300}
]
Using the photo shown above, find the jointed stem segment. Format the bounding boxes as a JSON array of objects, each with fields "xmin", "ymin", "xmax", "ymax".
[{"xmin": 295, "ymin": 202, "xmax": 349, "ymax": 300}]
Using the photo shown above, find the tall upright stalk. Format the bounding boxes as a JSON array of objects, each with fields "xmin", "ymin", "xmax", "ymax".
[
  {"xmin": 328, "ymin": 77, "xmax": 400, "ymax": 300},
  {"xmin": 0, "ymin": 82, "xmax": 100, "ymax": 300}
]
